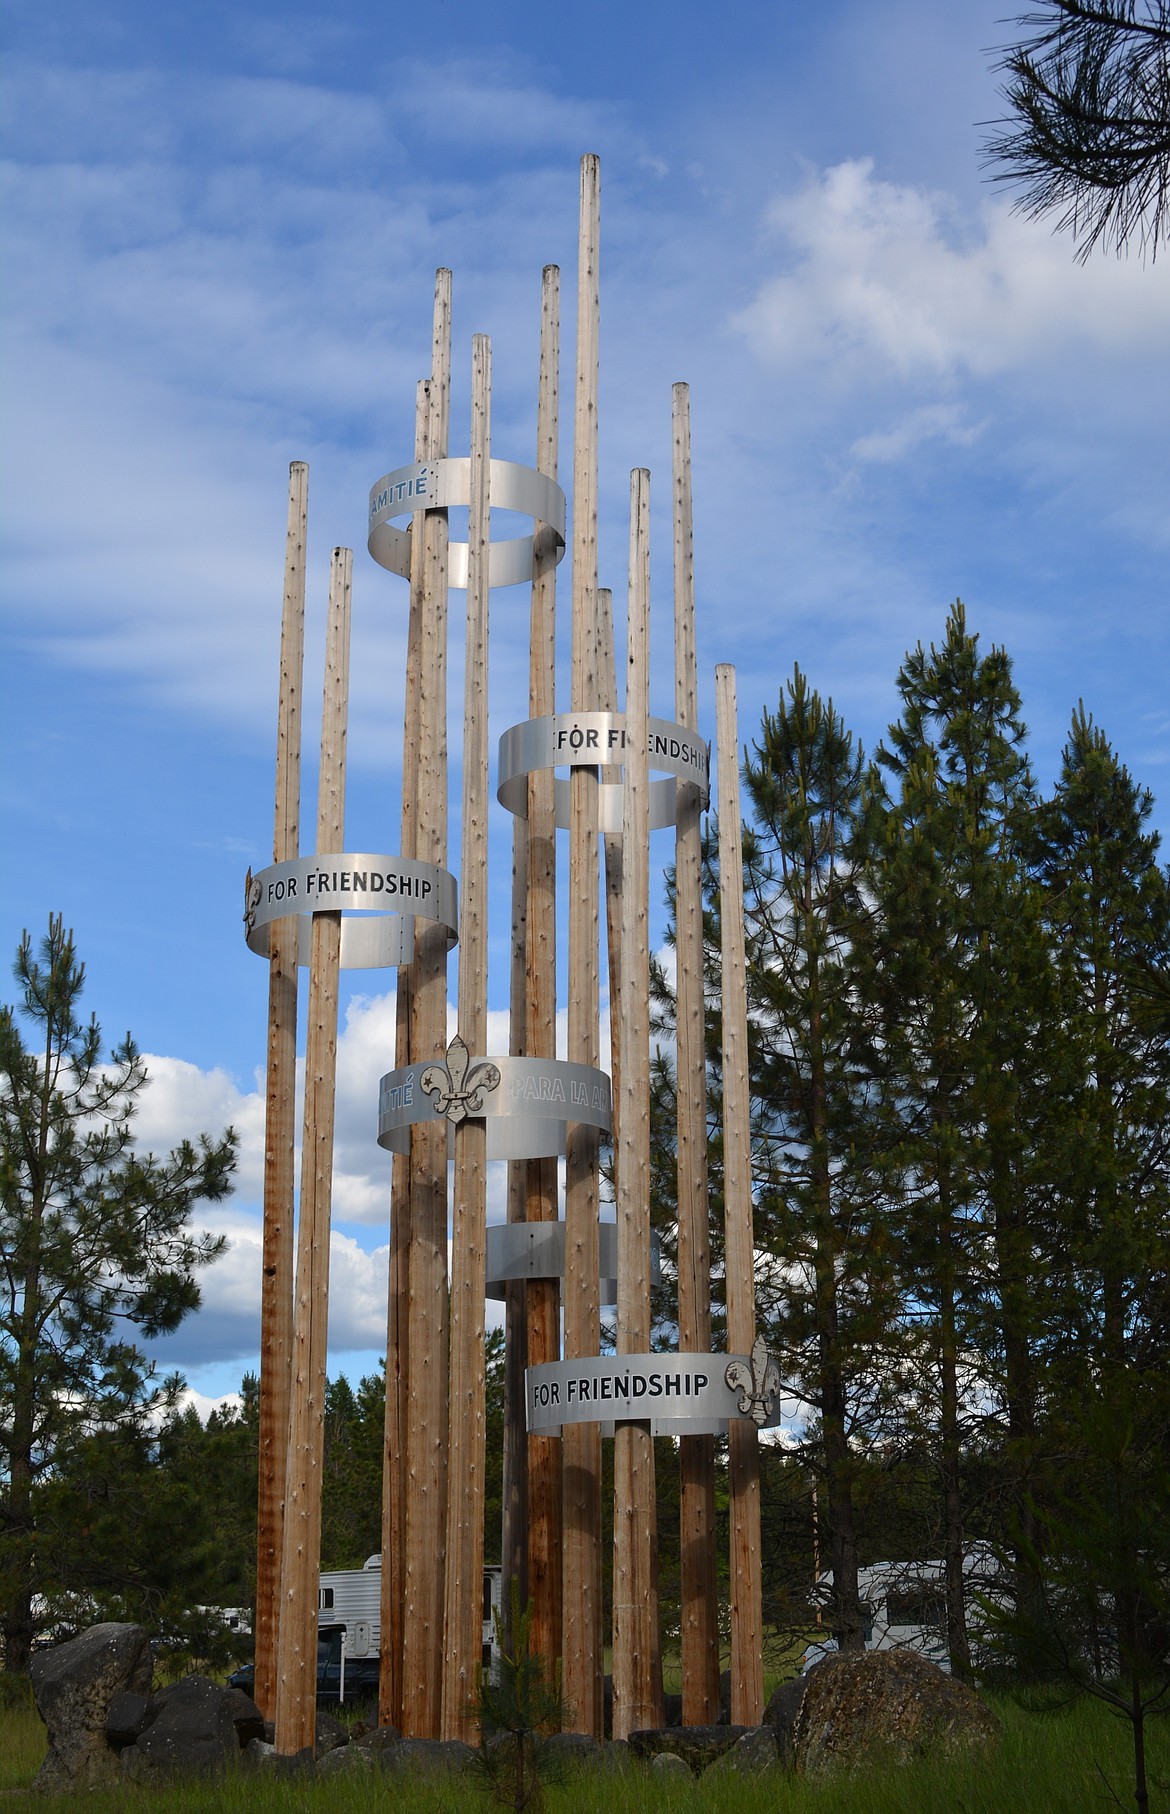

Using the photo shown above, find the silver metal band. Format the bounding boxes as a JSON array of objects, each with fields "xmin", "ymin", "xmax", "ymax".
[
  {"xmin": 497, "ymin": 712, "xmax": 711, "ymax": 832},
  {"xmin": 525, "ymin": 1352, "xmax": 783, "ymax": 1438},
  {"xmin": 244, "ymin": 853, "xmax": 458, "ymax": 968},
  {"xmin": 377, "ymin": 1055, "xmax": 612, "ymax": 1159},
  {"xmin": 367, "ymin": 458, "xmax": 567, "ymax": 589},
  {"xmin": 485, "ymin": 1221, "xmax": 662, "ymax": 1308}
]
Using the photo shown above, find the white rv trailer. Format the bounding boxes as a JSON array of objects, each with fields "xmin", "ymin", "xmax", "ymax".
[
  {"xmin": 318, "ymin": 1554, "xmax": 503, "ymax": 1667},
  {"xmin": 804, "ymin": 1545, "xmax": 1001, "ymax": 1673}
]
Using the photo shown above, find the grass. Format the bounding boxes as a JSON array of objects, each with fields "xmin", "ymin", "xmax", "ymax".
[{"xmin": 3, "ymin": 1693, "xmax": 1164, "ymax": 1811}]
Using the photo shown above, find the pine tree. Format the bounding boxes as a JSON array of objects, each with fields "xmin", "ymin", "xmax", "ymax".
[
  {"xmin": 860, "ymin": 603, "xmax": 1050, "ymax": 1678},
  {"xmin": 0, "ymin": 916, "xmax": 236, "ymax": 1672},
  {"xmin": 740, "ymin": 667, "xmax": 893, "ymax": 1652}
]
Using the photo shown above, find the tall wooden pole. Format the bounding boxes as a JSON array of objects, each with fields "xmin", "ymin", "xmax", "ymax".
[
  {"xmin": 403, "ymin": 271, "xmax": 452, "ymax": 1739},
  {"xmin": 612, "ymin": 470, "xmax": 663, "ymax": 1741},
  {"xmin": 595, "ymin": 588, "xmax": 623, "ymax": 1133},
  {"xmin": 715, "ymin": 663, "xmax": 764, "ymax": 1727},
  {"xmin": 274, "ymin": 545, "xmax": 353, "ymax": 1756},
  {"xmin": 521, "ymin": 264, "xmax": 562, "ymax": 1668},
  {"xmin": 380, "ymin": 377, "xmax": 431, "ymax": 1729},
  {"xmin": 503, "ymin": 805, "xmax": 529, "ymax": 1638},
  {"xmin": 673, "ymin": 386, "xmax": 720, "ymax": 1723},
  {"xmin": 255, "ymin": 461, "xmax": 307, "ymax": 1721},
  {"xmin": 563, "ymin": 152, "xmax": 604, "ymax": 1738},
  {"xmin": 442, "ymin": 333, "xmax": 492, "ymax": 1738}
]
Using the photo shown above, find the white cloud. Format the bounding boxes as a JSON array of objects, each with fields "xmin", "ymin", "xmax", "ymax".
[
  {"xmin": 851, "ymin": 404, "xmax": 986, "ymax": 464},
  {"xmin": 735, "ymin": 158, "xmax": 1170, "ymax": 383}
]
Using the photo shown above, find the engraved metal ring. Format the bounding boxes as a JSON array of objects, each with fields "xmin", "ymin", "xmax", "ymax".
[
  {"xmin": 378, "ymin": 1055, "xmax": 612, "ymax": 1159},
  {"xmin": 496, "ymin": 711, "xmax": 711, "ymax": 833},
  {"xmin": 244, "ymin": 852, "xmax": 458, "ymax": 969},
  {"xmin": 367, "ymin": 458, "xmax": 566, "ymax": 589}
]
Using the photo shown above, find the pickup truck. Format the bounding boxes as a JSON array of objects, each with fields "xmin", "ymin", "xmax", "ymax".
[{"xmin": 228, "ymin": 1625, "xmax": 379, "ymax": 1709}]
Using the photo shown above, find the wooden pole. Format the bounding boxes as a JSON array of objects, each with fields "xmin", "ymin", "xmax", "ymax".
[
  {"xmin": 595, "ymin": 588, "xmax": 623, "ymax": 1141},
  {"xmin": 563, "ymin": 152, "xmax": 604, "ymax": 1738},
  {"xmin": 380, "ymin": 377, "xmax": 431, "ymax": 1729},
  {"xmin": 442, "ymin": 333, "xmax": 492, "ymax": 1738},
  {"xmin": 522, "ymin": 264, "xmax": 562, "ymax": 1669},
  {"xmin": 403, "ymin": 271, "xmax": 452, "ymax": 1739},
  {"xmin": 255, "ymin": 461, "xmax": 307, "ymax": 1721},
  {"xmin": 715, "ymin": 663, "xmax": 764, "ymax": 1727},
  {"xmin": 673, "ymin": 386, "xmax": 720, "ymax": 1723},
  {"xmin": 274, "ymin": 545, "xmax": 352, "ymax": 1755},
  {"xmin": 502, "ymin": 806, "xmax": 529, "ymax": 1640},
  {"xmin": 611, "ymin": 470, "xmax": 663, "ymax": 1741}
]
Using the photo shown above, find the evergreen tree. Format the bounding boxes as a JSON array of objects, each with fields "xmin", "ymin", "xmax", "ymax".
[
  {"xmin": 0, "ymin": 916, "xmax": 236, "ymax": 1672},
  {"xmin": 740, "ymin": 668, "xmax": 893, "ymax": 1651},
  {"xmin": 985, "ymin": 0, "xmax": 1170, "ymax": 261},
  {"xmin": 860, "ymin": 603, "xmax": 1049, "ymax": 1678},
  {"xmin": 1030, "ymin": 705, "xmax": 1170, "ymax": 1384}
]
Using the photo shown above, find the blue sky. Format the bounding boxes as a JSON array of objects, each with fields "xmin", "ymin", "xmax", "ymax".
[{"xmin": 2, "ymin": 0, "xmax": 1168, "ymax": 1409}]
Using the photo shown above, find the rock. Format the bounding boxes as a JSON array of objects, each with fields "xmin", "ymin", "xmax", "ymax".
[
  {"xmin": 317, "ymin": 1741, "xmax": 375, "ymax": 1775},
  {"xmin": 628, "ymin": 1725, "xmax": 753, "ymax": 1772},
  {"xmin": 763, "ymin": 1675, "xmax": 808, "ymax": 1764},
  {"xmin": 352, "ymin": 1722, "xmax": 403, "ymax": 1761},
  {"xmin": 792, "ymin": 1650, "xmax": 1002, "ymax": 1777},
  {"xmin": 651, "ymin": 1750, "xmax": 691, "ymax": 1778},
  {"xmin": 313, "ymin": 1709, "xmax": 348, "ymax": 1755},
  {"xmin": 30, "ymin": 1621, "xmax": 153, "ymax": 1791},
  {"xmin": 662, "ymin": 1690, "xmax": 683, "ymax": 1727},
  {"xmin": 703, "ymin": 1726, "xmax": 779, "ymax": 1776},
  {"xmin": 386, "ymin": 1736, "xmax": 476, "ymax": 1777},
  {"xmin": 105, "ymin": 1689, "xmax": 149, "ymax": 1751},
  {"xmin": 122, "ymin": 1674, "xmax": 241, "ymax": 1778},
  {"xmin": 542, "ymin": 1731, "xmax": 605, "ymax": 1770},
  {"xmin": 224, "ymin": 1685, "xmax": 266, "ymax": 1749},
  {"xmin": 718, "ymin": 1667, "xmax": 732, "ymax": 1723},
  {"xmin": 241, "ymin": 1737, "xmax": 277, "ymax": 1771}
]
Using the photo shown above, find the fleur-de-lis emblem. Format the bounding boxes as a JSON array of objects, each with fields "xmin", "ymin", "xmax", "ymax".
[
  {"xmin": 244, "ymin": 869, "xmax": 262, "ymax": 937},
  {"xmin": 724, "ymin": 1336, "xmax": 781, "ymax": 1427},
  {"xmin": 420, "ymin": 1035, "xmax": 501, "ymax": 1124}
]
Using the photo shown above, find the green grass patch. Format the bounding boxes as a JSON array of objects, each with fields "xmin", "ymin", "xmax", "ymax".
[{"xmin": 2, "ymin": 1693, "xmax": 1163, "ymax": 1812}]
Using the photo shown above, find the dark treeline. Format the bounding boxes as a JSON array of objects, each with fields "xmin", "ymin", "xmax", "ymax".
[{"xmin": 649, "ymin": 601, "xmax": 1170, "ymax": 1721}]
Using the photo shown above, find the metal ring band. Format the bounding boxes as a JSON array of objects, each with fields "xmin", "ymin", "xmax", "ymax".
[
  {"xmin": 377, "ymin": 1056, "xmax": 612, "ymax": 1159},
  {"xmin": 525, "ymin": 1352, "xmax": 783, "ymax": 1439},
  {"xmin": 244, "ymin": 852, "xmax": 458, "ymax": 969},
  {"xmin": 367, "ymin": 458, "xmax": 567, "ymax": 589},
  {"xmin": 496, "ymin": 711, "xmax": 711, "ymax": 831},
  {"xmin": 484, "ymin": 1222, "xmax": 662, "ymax": 1308}
]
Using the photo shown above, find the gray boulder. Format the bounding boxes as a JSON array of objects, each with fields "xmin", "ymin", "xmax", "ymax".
[
  {"xmin": 628, "ymin": 1724, "xmax": 752, "ymax": 1773},
  {"xmin": 792, "ymin": 1649, "xmax": 1002, "ymax": 1777},
  {"xmin": 763, "ymin": 1673, "xmax": 809, "ymax": 1764},
  {"xmin": 30, "ymin": 1621, "xmax": 153, "ymax": 1791},
  {"xmin": 120, "ymin": 1672, "xmax": 265, "ymax": 1779},
  {"xmin": 386, "ymin": 1736, "xmax": 476, "ymax": 1777},
  {"xmin": 105, "ymin": 1689, "xmax": 149, "ymax": 1752},
  {"xmin": 703, "ymin": 1725, "xmax": 779, "ymax": 1776},
  {"xmin": 651, "ymin": 1750, "xmax": 691, "ymax": 1778},
  {"xmin": 317, "ymin": 1741, "xmax": 374, "ymax": 1776},
  {"xmin": 313, "ymin": 1708, "xmax": 348, "ymax": 1756}
]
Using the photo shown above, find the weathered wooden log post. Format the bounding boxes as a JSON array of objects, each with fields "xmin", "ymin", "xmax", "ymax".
[
  {"xmin": 380, "ymin": 375, "xmax": 432, "ymax": 1731},
  {"xmin": 520, "ymin": 264, "xmax": 563, "ymax": 1667},
  {"xmin": 442, "ymin": 333, "xmax": 492, "ymax": 1738},
  {"xmin": 673, "ymin": 386, "xmax": 721, "ymax": 1723},
  {"xmin": 562, "ymin": 151, "xmax": 604, "ymax": 1738},
  {"xmin": 274, "ymin": 545, "xmax": 353, "ymax": 1756},
  {"xmin": 254, "ymin": 460, "xmax": 306, "ymax": 1722},
  {"xmin": 402, "ymin": 270, "xmax": 453, "ymax": 1739},
  {"xmin": 611, "ymin": 470, "xmax": 664, "ymax": 1740},
  {"xmin": 716, "ymin": 663, "xmax": 765, "ymax": 1727}
]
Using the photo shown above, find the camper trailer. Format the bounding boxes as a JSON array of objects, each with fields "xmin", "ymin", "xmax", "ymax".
[
  {"xmin": 315, "ymin": 1555, "xmax": 504, "ymax": 1702},
  {"xmin": 803, "ymin": 1545, "xmax": 1001, "ymax": 1674}
]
